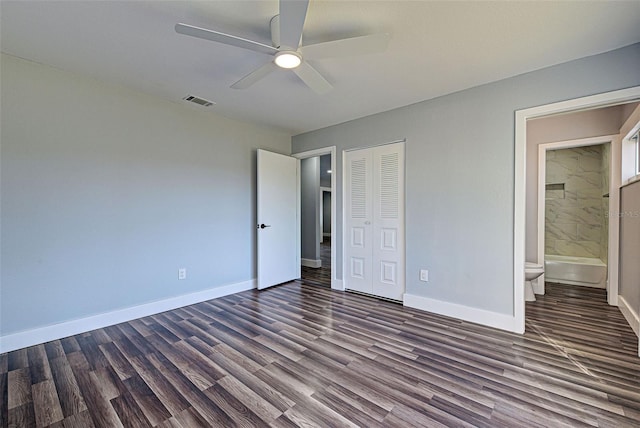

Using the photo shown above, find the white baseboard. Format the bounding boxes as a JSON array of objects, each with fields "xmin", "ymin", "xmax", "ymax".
[
  {"xmin": 323, "ymin": 233, "xmax": 331, "ymax": 237},
  {"xmin": 0, "ymin": 279, "xmax": 256, "ymax": 354},
  {"xmin": 301, "ymin": 258, "xmax": 322, "ymax": 268},
  {"xmin": 403, "ymin": 293, "xmax": 518, "ymax": 333},
  {"xmin": 332, "ymin": 278, "xmax": 344, "ymax": 291},
  {"xmin": 618, "ymin": 295, "xmax": 640, "ymax": 337}
]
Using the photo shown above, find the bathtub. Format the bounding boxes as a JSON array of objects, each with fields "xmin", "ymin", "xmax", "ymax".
[{"xmin": 544, "ymin": 255, "xmax": 607, "ymax": 288}]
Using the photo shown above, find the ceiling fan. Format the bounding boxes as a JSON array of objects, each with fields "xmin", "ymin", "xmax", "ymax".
[{"xmin": 175, "ymin": 0, "xmax": 390, "ymax": 94}]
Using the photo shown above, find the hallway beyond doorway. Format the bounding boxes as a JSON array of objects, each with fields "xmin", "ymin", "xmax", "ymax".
[{"xmin": 301, "ymin": 237, "xmax": 331, "ymax": 288}]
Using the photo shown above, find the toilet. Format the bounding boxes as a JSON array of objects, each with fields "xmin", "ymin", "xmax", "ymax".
[{"xmin": 525, "ymin": 262, "xmax": 544, "ymax": 302}]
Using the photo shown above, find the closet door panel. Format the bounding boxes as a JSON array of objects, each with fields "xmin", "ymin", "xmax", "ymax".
[
  {"xmin": 372, "ymin": 142, "xmax": 405, "ymax": 300},
  {"xmin": 345, "ymin": 150, "xmax": 373, "ymax": 294}
]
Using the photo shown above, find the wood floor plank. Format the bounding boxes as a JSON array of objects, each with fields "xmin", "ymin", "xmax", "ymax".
[
  {"xmin": 50, "ymin": 409, "xmax": 95, "ymax": 428},
  {"xmin": 122, "ymin": 374, "xmax": 172, "ymax": 426},
  {"xmin": 150, "ymin": 314, "xmax": 190, "ymax": 342},
  {"xmin": 44, "ymin": 341, "xmax": 66, "ymax": 361},
  {"xmin": 8, "ymin": 402, "xmax": 35, "ymax": 428},
  {"xmin": 31, "ymin": 379, "xmax": 64, "ymax": 427},
  {"xmin": 60, "ymin": 337, "xmax": 80, "ymax": 355},
  {"xmin": 203, "ymin": 382, "xmax": 270, "ymax": 428},
  {"xmin": 27, "ymin": 345, "xmax": 52, "ymax": 385},
  {"xmin": 0, "ymin": 372, "xmax": 7, "ymax": 428},
  {"xmin": 7, "ymin": 349, "xmax": 28, "ymax": 372},
  {"xmin": 49, "ymin": 356, "xmax": 87, "ymax": 417},
  {"xmin": 90, "ymin": 366, "xmax": 124, "ymax": 401},
  {"xmin": 143, "ymin": 336, "xmax": 218, "ymax": 391},
  {"xmin": 7, "ymin": 368, "xmax": 31, "ymax": 410},
  {"xmin": 282, "ymin": 394, "xmax": 359, "ymax": 428},
  {"xmin": 110, "ymin": 387, "xmax": 152, "ymax": 428},
  {"xmin": 171, "ymin": 406, "xmax": 209, "ymax": 427},
  {"xmin": 66, "ymin": 351, "xmax": 124, "ymax": 428},
  {"xmin": 114, "ymin": 324, "xmax": 156, "ymax": 356},
  {"xmin": 217, "ymin": 375, "xmax": 282, "ymax": 423},
  {"xmin": 125, "ymin": 354, "xmax": 191, "ymax": 416},
  {"xmin": 178, "ymin": 387, "xmax": 234, "ymax": 427},
  {"xmin": 1, "ymin": 281, "xmax": 639, "ymax": 427},
  {"xmin": 295, "ymin": 350, "xmax": 397, "ymax": 412},
  {"xmin": 75, "ymin": 334, "xmax": 110, "ymax": 371},
  {"xmin": 99, "ymin": 341, "xmax": 138, "ymax": 381},
  {"xmin": 0, "ymin": 353, "xmax": 8, "ymax": 375},
  {"xmin": 311, "ymin": 385, "xmax": 387, "ymax": 428},
  {"xmin": 143, "ymin": 352, "xmax": 206, "ymax": 405},
  {"xmin": 208, "ymin": 346, "xmax": 296, "ymax": 412},
  {"xmin": 171, "ymin": 340, "xmax": 228, "ymax": 382}
]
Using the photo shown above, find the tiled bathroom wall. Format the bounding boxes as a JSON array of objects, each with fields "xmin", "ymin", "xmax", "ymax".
[{"xmin": 545, "ymin": 144, "xmax": 609, "ymax": 259}]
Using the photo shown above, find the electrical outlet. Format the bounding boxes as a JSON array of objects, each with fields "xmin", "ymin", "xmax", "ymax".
[
  {"xmin": 178, "ymin": 268, "xmax": 187, "ymax": 280},
  {"xmin": 420, "ymin": 269, "xmax": 429, "ymax": 282}
]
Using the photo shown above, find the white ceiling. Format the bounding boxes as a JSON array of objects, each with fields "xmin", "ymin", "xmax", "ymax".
[{"xmin": 2, "ymin": 1, "xmax": 640, "ymax": 135}]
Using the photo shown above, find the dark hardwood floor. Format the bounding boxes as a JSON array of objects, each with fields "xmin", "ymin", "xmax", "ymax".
[
  {"xmin": 1, "ymin": 281, "xmax": 639, "ymax": 427},
  {"xmin": 300, "ymin": 237, "xmax": 331, "ymax": 288}
]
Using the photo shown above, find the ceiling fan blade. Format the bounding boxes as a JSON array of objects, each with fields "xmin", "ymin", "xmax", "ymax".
[
  {"xmin": 293, "ymin": 62, "xmax": 332, "ymax": 94},
  {"xmin": 231, "ymin": 61, "xmax": 278, "ymax": 89},
  {"xmin": 300, "ymin": 33, "xmax": 391, "ymax": 60},
  {"xmin": 175, "ymin": 23, "xmax": 278, "ymax": 56},
  {"xmin": 279, "ymin": 0, "xmax": 309, "ymax": 49}
]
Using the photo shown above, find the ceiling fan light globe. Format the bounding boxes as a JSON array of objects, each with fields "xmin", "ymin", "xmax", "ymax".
[{"xmin": 274, "ymin": 51, "xmax": 302, "ymax": 69}]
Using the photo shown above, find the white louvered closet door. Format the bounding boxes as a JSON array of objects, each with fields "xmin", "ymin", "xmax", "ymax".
[
  {"xmin": 345, "ymin": 142, "xmax": 405, "ymax": 301},
  {"xmin": 345, "ymin": 149, "xmax": 373, "ymax": 294}
]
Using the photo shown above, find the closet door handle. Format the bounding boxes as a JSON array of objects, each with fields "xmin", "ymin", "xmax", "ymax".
[{"xmin": 364, "ymin": 221, "xmax": 371, "ymax": 225}]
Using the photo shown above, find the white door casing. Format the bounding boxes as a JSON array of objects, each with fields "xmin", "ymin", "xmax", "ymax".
[
  {"xmin": 345, "ymin": 142, "xmax": 405, "ymax": 300},
  {"xmin": 257, "ymin": 149, "xmax": 300, "ymax": 290}
]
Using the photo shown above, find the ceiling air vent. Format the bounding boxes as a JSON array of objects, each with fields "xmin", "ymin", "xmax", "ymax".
[{"xmin": 182, "ymin": 95, "xmax": 215, "ymax": 107}]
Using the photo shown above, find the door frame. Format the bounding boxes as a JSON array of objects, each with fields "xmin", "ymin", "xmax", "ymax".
[
  {"xmin": 293, "ymin": 147, "xmax": 340, "ymax": 290},
  {"xmin": 514, "ymin": 85, "xmax": 640, "ymax": 334},
  {"xmin": 536, "ymin": 135, "xmax": 618, "ymax": 300}
]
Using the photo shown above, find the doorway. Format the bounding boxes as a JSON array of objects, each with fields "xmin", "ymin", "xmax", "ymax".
[
  {"xmin": 294, "ymin": 147, "xmax": 338, "ymax": 289},
  {"xmin": 514, "ymin": 86, "xmax": 640, "ymax": 334},
  {"xmin": 536, "ymin": 136, "xmax": 615, "ymax": 299}
]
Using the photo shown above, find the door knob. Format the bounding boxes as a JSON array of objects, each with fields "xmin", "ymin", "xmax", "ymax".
[
  {"xmin": 258, "ymin": 224, "xmax": 272, "ymax": 229},
  {"xmin": 364, "ymin": 221, "xmax": 371, "ymax": 225}
]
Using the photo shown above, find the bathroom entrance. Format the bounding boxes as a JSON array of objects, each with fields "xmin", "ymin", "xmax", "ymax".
[
  {"xmin": 528, "ymin": 102, "xmax": 640, "ymax": 307},
  {"xmin": 527, "ymin": 101, "xmax": 640, "ymax": 359},
  {"xmin": 541, "ymin": 141, "xmax": 611, "ymax": 293},
  {"xmin": 517, "ymin": 87, "xmax": 640, "ymax": 349}
]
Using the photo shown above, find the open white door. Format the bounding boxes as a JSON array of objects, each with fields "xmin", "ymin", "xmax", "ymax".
[{"xmin": 257, "ymin": 149, "xmax": 300, "ymax": 290}]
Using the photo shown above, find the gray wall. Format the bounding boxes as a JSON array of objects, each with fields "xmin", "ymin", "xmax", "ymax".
[
  {"xmin": 619, "ymin": 180, "xmax": 640, "ymax": 319},
  {"xmin": 300, "ymin": 157, "xmax": 320, "ymax": 261},
  {"xmin": 0, "ymin": 54, "xmax": 291, "ymax": 336},
  {"xmin": 292, "ymin": 43, "xmax": 640, "ymax": 316}
]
